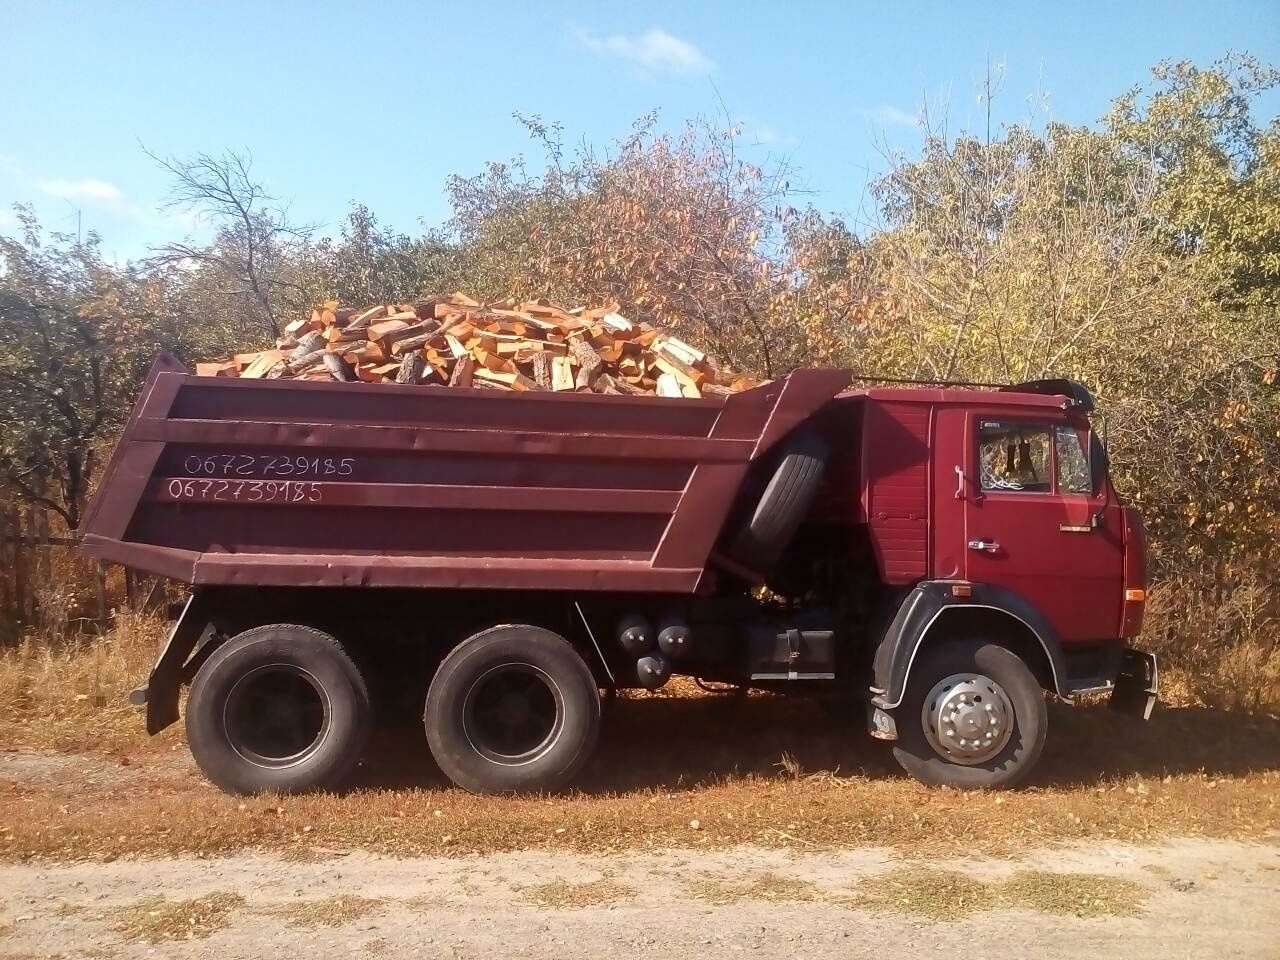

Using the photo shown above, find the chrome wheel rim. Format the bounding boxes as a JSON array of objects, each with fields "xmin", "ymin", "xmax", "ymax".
[{"xmin": 921, "ymin": 672, "xmax": 1014, "ymax": 765}]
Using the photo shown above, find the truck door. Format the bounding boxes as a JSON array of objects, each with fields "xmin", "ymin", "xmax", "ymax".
[{"xmin": 960, "ymin": 414, "xmax": 1124, "ymax": 642}]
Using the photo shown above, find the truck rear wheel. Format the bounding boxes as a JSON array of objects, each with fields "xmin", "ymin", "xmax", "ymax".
[
  {"xmin": 185, "ymin": 624, "xmax": 371, "ymax": 795},
  {"xmin": 424, "ymin": 625, "xmax": 600, "ymax": 793},
  {"xmin": 891, "ymin": 640, "xmax": 1046, "ymax": 789}
]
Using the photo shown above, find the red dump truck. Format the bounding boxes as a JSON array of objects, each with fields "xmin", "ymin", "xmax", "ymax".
[{"xmin": 80, "ymin": 355, "xmax": 1157, "ymax": 794}]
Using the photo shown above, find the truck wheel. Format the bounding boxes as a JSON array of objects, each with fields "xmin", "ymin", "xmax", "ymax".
[
  {"xmin": 727, "ymin": 428, "xmax": 828, "ymax": 574},
  {"xmin": 425, "ymin": 625, "xmax": 600, "ymax": 793},
  {"xmin": 185, "ymin": 624, "xmax": 370, "ymax": 795},
  {"xmin": 891, "ymin": 640, "xmax": 1046, "ymax": 789}
]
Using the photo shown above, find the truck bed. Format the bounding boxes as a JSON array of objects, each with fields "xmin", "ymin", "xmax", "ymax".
[{"xmin": 79, "ymin": 355, "xmax": 851, "ymax": 593}]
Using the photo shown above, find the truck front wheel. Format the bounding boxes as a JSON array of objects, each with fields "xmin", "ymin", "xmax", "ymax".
[
  {"xmin": 185, "ymin": 624, "xmax": 371, "ymax": 795},
  {"xmin": 425, "ymin": 625, "xmax": 601, "ymax": 793},
  {"xmin": 891, "ymin": 640, "xmax": 1046, "ymax": 789}
]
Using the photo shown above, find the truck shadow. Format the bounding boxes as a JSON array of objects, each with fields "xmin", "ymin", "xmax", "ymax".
[{"xmin": 352, "ymin": 692, "xmax": 1280, "ymax": 793}]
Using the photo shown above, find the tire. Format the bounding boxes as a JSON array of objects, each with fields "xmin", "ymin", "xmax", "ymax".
[
  {"xmin": 425, "ymin": 625, "xmax": 600, "ymax": 793},
  {"xmin": 891, "ymin": 640, "xmax": 1047, "ymax": 789},
  {"xmin": 185, "ymin": 624, "xmax": 370, "ymax": 795},
  {"xmin": 727, "ymin": 428, "xmax": 828, "ymax": 574}
]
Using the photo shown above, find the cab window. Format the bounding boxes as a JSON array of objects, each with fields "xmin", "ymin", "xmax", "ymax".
[
  {"xmin": 1055, "ymin": 426, "xmax": 1092, "ymax": 494},
  {"xmin": 979, "ymin": 422, "xmax": 1052, "ymax": 493}
]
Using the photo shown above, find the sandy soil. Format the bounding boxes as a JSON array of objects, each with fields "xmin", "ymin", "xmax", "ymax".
[{"xmin": 0, "ymin": 838, "xmax": 1276, "ymax": 959}]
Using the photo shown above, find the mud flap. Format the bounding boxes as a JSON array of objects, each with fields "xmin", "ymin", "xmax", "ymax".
[
  {"xmin": 132, "ymin": 592, "xmax": 213, "ymax": 734},
  {"xmin": 1109, "ymin": 648, "xmax": 1158, "ymax": 720}
]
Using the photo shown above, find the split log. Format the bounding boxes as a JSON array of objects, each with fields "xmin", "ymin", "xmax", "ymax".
[
  {"xmin": 570, "ymin": 339, "xmax": 603, "ymax": 389},
  {"xmin": 396, "ymin": 351, "xmax": 427, "ymax": 385},
  {"xmin": 322, "ymin": 352, "xmax": 355, "ymax": 382}
]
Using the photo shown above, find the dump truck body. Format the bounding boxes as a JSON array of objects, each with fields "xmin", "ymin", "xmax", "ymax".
[
  {"xmin": 81, "ymin": 357, "xmax": 1156, "ymax": 795},
  {"xmin": 80, "ymin": 355, "xmax": 851, "ymax": 592}
]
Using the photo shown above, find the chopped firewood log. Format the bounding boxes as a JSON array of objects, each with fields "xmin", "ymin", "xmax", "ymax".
[
  {"xmin": 448, "ymin": 355, "xmax": 475, "ymax": 387},
  {"xmin": 240, "ymin": 350, "xmax": 286, "ymax": 379},
  {"xmin": 367, "ymin": 318, "xmax": 411, "ymax": 342},
  {"xmin": 195, "ymin": 360, "xmax": 239, "ymax": 377},
  {"xmin": 655, "ymin": 373, "xmax": 683, "ymax": 398},
  {"xmin": 197, "ymin": 294, "xmax": 757, "ymax": 398},
  {"xmin": 385, "ymin": 333, "xmax": 429, "ymax": 357},
  {"xmin": 531, "ymin": 351, "xmax": 553, "ymax": 389},
  {"xmin": 700, "ymin": 382, "xmax": 734, "ymax": 397},
  {"xmin": 287, "ymin": 349, "xmax": 328, "ymax": 374},
  {"xmin": 322, "ymin": 352, "xmax": 355, "ymax": 382},
  {"xmin": 294, "ymin": 330, "xmax": 326, "ymax": 355},
  {"xmin": 347, "ymin": 305, "xmax": 387, "ymax": 330},
  {"xmin": 570, "ymin": 339, "xmax": 603, "ymax": 389},
  {"xmin": 551, "ymin": 355, "xmax": 575, "ymax": 391},
  {"xmin": 396, "ymin": 352, "xmax": 427, "ymax": 385}
]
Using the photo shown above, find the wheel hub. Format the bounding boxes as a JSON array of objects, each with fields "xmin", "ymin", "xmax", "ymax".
[{"xmin": 921, "ymin": 673, "xmax": 1014, "ymax": 765}]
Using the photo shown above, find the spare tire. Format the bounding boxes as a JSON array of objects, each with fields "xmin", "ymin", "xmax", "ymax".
[{"xmin": 726, "ymin": 427, "xmax": 828, "ymax": 574}]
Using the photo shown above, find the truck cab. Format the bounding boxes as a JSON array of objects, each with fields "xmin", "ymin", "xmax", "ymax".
[{"xmin": 797, "ymin": 380, "xmax": 1150, "ymax": 786}]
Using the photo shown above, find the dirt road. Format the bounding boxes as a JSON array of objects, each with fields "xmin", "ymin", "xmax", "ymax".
[{"xmin": 1, "ymin": 839, "xmax": 1276, "ymax": 959}]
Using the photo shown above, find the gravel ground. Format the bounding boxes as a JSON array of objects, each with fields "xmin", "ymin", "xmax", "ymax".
[{"xmin": 0, "ymin": 837, "xmax": 1276, "ymax": 959}]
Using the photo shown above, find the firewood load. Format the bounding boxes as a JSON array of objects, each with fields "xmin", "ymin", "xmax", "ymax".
[{"xmin": 195, "ymin": 293, "xmax": 758, "ymax": 398}]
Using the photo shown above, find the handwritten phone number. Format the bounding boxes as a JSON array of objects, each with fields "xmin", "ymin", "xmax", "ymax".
[
  {"xmin": 166, "ymin": 478, "xmax": 322, "ymax": 503},
  {"xmin": 181, "ymin": 454, "xmax": 355, "ymax": 478}
]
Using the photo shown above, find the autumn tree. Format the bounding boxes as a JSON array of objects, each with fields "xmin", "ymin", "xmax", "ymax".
[
  {"xmin": 446, "ymin": 115, "xmax": 826, "ymax": 377},
  {"xmin": 0, "ymin": 210, "xmax": 162, "ymax": 528}
]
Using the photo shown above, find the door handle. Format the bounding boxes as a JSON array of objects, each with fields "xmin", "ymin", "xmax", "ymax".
[
  {"xmin": 1059, "ymin": 524, "xmax": 1093, "ymax": 533},
  {"xmin": 967, "ymin": 539, "xmax": 1000, "ymax": 554}
]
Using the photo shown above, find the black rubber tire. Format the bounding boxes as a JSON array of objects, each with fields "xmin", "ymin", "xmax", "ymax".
[
  {"xmin": 727, "ymin": 428, "xmax": 828, "ymax": 574},
  {"xmin": 424, "ymin": 625, "xmax": 600, "ymax": 794},
  {"xmin": 891, "ymin": 640, "xmax": 1047, "ymax": 789},
  {"xmin": 185, "ymin": 624, "xmax": 370, "ymax": 795}
]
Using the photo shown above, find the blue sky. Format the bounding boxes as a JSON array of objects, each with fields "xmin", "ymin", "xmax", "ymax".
[{"xmin": 2, "ymin": 0, "xmax": 1277, "ymax": 261}]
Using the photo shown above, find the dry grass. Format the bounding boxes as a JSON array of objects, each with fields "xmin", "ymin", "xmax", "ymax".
[
  {"xmin": 1144, "ymin": 577, "xmax": 1280, "ymax": 714},
  {"xmin": 842, "ymin": 867, "xmax": 988, "ymax": 920},
  {"xmin": 108, "ymin": 891, "xmax": 244, "ymax": 943},
  {"xmin": 846, "ymin": 867, "xmax": 1147, "ymax": 920},
  {"xmin": 521, "ymin": 878, "xmax": 635, "ymax": 908},
  {"xmin": 998, "ymin": 869, "xmax": 1148, "ymax": 918},
  {"xmin": 266, "ymin": 895, "xmax": 385, "ymax": 928},
  {"xmin": 685, "ymin": 871, "xmax": 822, "ymax": 905},
  {"xmin": 0, "ymin": 617, "xmax": 1277, "ymax": 863},
  {"xmin": 0, "ymin": 612, "xmax": 175, "ymax": 757}
]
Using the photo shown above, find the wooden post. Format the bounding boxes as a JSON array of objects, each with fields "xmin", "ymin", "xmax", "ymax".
[
  {"xmin": 94, "ymin": 562, "xmax": 108, "ymax": 631},
  {"xmin": 0, "ymin": 506, "xmax": 13, "ymax": 623},
  {"xmin": 16, "ymin": 507, "xmax": 31, "ymax": 626}
]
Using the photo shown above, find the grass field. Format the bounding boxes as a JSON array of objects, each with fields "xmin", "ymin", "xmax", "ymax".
[{"xmin": 0, "ymin": 614, "xmax": 1277, "ymax": 863}]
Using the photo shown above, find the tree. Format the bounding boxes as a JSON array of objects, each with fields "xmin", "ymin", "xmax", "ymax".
[
  {"xmin": 147, "ymin": 149, "xmax": 310, "ymax": 340},
  {"xmin": 0, "ymin": 209, "xmax": 160, "ymax": 528},
  {"xmin": 445, "ymin": 115, "xmax": 811, "ymax": 377},
  {"xmin": 1106, "ymin": 53, "xmax": 1280, "ymax": 307},
  {"xmin": 306, "ymin": 205, "xmax": 463, "ymax": 307}
]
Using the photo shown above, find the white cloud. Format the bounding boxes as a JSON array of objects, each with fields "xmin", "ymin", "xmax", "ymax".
[
  {"xmin": 865, "ymin": 105, "xmax": 920, "ymax": 129},
  {"xmin": 572, "ymin": 26, "xmax": 713, "ymax": 75},
  {"xmin": 35, "ymin": 177, "xmax": 128, "ymax": 206}
]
